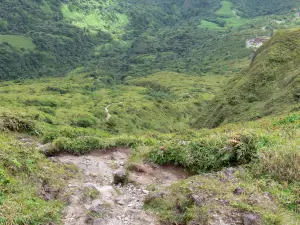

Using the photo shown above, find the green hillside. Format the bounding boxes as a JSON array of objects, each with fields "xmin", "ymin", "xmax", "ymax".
[
  {"xmin": 1, "ymin": 0, "xmax": 300, "ymax": 80},
  {"xmin": 195, "ymin": 29, "xmax": 300, "ymax": 128},
  {"xmin": 0, "ymin": 1, "xmax": 300, "ymax": 224}
]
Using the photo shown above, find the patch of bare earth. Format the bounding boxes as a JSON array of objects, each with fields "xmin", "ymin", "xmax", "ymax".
[{"xmin": 53, "ymin": 148, "xmax": 187, "ymax": 225}]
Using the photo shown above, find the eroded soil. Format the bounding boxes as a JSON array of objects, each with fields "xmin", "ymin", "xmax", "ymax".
[{"xmin": 53, "ymin": 148, "xmax": 188, "ymax": 225}]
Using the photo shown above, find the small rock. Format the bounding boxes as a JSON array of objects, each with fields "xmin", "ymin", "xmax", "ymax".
[
  {"xmin": 131, "ymin": 164, "xmax": 154, "ymax": 174},
  {"xmin": 233, "ymin": 187, "xmax": 244, "ymax": 195},
  {"xmin": 113, "ymin": 168, "xmax": 128, "ymax": 185},
  {"xmin": 190, "ymin": 194, "xmax": 207, "ymax": 206},
  {"xmin": 142, "ymin": 190, "xmax": 149, "ymax": 195},
  {"xmin": 243, "ymin": 213, "xmax": 261, "ymax": 225},
  {"xmin": 98, "ymin": 186, "xmax": 117, "ymax": 198},
  {"xmin": 92, "ymin": 199, "xmax": 103, "ymax": 207},
  {"xmin": 93, "ymin": 218, "xmax": 106, "ymax": 225},
  {"xmin": 219, "ymin": 198, "xmax": 230, "ymax": 205},
  {"xmin": 115, "ymin": 197, "xmax": 126, "ymax": 205},
  {"xmin": 89, "ymin": 205, "xmax": 102, "ymax": 214}
]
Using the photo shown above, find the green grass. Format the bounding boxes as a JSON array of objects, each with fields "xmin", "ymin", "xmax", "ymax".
[
  {"xmin": 40, "ymin": 0, "xmax": 53, "ymax": 14},
  {"xmin": 0, "ymin": 132, "xmax": 74, "ymax": 224},
  {"xmin": 0, "ymin": 35, "xmax": 36, "ymax": 50},
  {"xmin": 195, "ymin": 29, "xmax": 300, "ymax": 128},
  {"xmin": 143, "ymin": 114, "xmax": 300, "ymax": 224},
  {"xmin": 224, "ymin": 17, "xmax": 251, "ymax": 28},
  {"xmin": 0, "ymin": 68, "xmax": 298, "ymax": 224},
  {"xmin": 0, "ymin": 71, "xmax": 229, "ymax": 153},
  {"xmin": 213, "ymin": 1, "xmax": 252, "ymax": 28},
  {"xmin": 216, "ymin": 1, "xmax": 236, "ymax": 18},
  {"xmin": 61, "ymin": 2, "xmax": 128, "ymax": 37},
  {"xmin": 200, "ymin": 20, "xmax": 222, "ymax": 30}
]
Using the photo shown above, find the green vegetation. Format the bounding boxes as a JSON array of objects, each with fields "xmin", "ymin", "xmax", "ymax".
[
  {"xmin": 60, "ymin": 2, "xmax": 129, "ymax": 37},
  {"xmin": 230, "ymin": 0, "xmax": 300, "ymax": 17},
  {"xmin": 195, "ymin": 29, "xmax": 300, "ymax": 128},
  {"xmin": 1, "ymin": 0, "xmax": 299, "ymax": 80},
  {"xmin": 0, "ymin": 71, "xmax": 229, "ymax": 154},
  {"xmin": 0, "ymin": 132, "xmax": 74, "ymax": 224},
  {"xmin": 200, "ymin": 20, "xmax": 222, "ymax": 30},
  {"xmin": 143, "ymin": 114, "xmax": 300, "ymax": 224},
  {"xmin": 0, "ymin": 1, "xmax": 299, "ymax": 224},
  {"xmin": 0, "ymin": 35, "xmax": 36, "ymax": 50},
  {"xmin": 216, "ymin": 1, "xmax": 236, "ymax": 17}
]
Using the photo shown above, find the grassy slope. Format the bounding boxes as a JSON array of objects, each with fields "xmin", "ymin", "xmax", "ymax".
[
  {"xmin": 0, "ymin": 67, "xmax": 299, "ymax": 223},
  {"xmin": 142, "ymin": 113, "xmax": 300, "ymax": 224},
  {"xmin": 195, "ymin": 29, "xmax": 300, "ymax": 128},
  {"xmin": 1, "ymin": 0, "xmax": 300, "ymax": 80},
  {"xmin": 0, "ymin": 70, "xmax": 230, "ymax": 154},
  {"xmin": 0, "ymin": 35, "xmax": 36, "ymax": 50},
  {"xmin": 0, "ymin": 131, "xmax": 74, "ymax": 224},
  {"xmin": 60, "ymin": 1, "xmax": 129, "ymax": 38}
]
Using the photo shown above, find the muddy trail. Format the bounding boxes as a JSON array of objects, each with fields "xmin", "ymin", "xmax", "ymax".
[{"xmin": 52, "ymin": 148, "xmax": 188, "ymax": 225}]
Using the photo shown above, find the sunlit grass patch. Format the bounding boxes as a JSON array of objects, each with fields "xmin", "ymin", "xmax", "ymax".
[
  {"xmin": 0, "ymin": 35, "xmax": 36, "ymax": 50},
  {"xmin": 200, "ymin": 20, "xmax": 222, "ymax": 30}
]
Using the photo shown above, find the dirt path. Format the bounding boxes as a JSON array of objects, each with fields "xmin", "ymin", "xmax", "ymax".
[
  {"xmin": 105, "ymin": 102, "xmax": 122, "ymax": 122},
  {"xmin": 53, "ymin": 148, "xmax": 188, "ymax": 225},
  {"xmin": 105, "ymin": 105, "xmax": 111, "ymax": 122}
]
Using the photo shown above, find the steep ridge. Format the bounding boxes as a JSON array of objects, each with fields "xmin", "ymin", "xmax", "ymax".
[{"xmin": 195, "ymin": 29, "xmax": 300, "ymax": 128}]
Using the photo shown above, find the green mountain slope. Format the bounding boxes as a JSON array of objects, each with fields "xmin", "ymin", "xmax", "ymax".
[
  {"xmin": 1, "ymin": 0, "xmax": 300, "ymax": 80},
  {"xmin": 195, "ymin": 29, "xmax": 300, "ymax": 128},
  {"xmin": 230, "ymin": 0, "xmax": 300, "ymax": 17}
]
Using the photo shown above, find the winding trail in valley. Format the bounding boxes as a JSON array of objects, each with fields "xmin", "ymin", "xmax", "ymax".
[{"xmin": 105, "ymin": 102, "xmax": 123, "ymax": 122}]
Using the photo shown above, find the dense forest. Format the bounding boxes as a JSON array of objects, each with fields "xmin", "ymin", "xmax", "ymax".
[{"xmin": 0, "ymin": 0, "xmax": 299, "ymax": 80}]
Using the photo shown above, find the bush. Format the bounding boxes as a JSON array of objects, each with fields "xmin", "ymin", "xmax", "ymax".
[
  {"xmin": 51, "ymin": 134, "xmax": 152, "ymax": 155},
  {"xmin": 24, "ymin": 99, "xmax": 58, "ymax": 107},
  {"xmin": 71, "ymin": 116, "xmax": 97, "ymax": 128},
  {"xmin": 252, "ymin": 146, "xmax": 300, "ymax": 183},
  {"xmin": 148, "ymin": 134, "xmax": 258, "ymax": 173},
  {"xmin": 42, "ymin": 126, "xmax": 111, "ymax": 143},
  {"xmin": 38, "ymin": 107, "xmax": 56, "ymax": 116},
  {"xmin": 52, "ymin": 136, "xmax": 105, "ymax": 154},
  {"xmin": 45, "ymin": 86, "xmax": 69, "ymax": 94},
  {"xmin": 0, "ymin": 113, "xmax": 38, "ymax": 134}
]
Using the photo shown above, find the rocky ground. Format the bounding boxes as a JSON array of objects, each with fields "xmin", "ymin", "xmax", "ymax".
[{"xmin": 52, "ymin": 148, "xmax": 188, "ymax": 225}]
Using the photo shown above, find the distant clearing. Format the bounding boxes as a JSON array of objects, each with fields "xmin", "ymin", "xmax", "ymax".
[
  {"xmin": 200, "ymin": 20, "xmax": 222, "ymax": 30},
  {"xmin": 0, "ymin": 35, "xmax": 36, "ymax": 50},
  {"xmin": 216, "ymin": 1, "xmax": 235, "ymax": 17},
  {"xmin": 61, "ymin": 3, "xmax": 128, "ymax": 37}
]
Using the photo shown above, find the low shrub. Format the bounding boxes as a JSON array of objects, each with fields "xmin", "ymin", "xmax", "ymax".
[
  {"xmin": 24, "ymin": 99, "xmax": 58, "ymax": 107},
  {"xmin": 38, "ymin": 107, "xmax": 56, "ymax": 116},
  {"xmin": 251, "ymin": 145, "xmax": 300, "ymax": 183},
  {"xmin": 53, "ymin": 136, "xmax": 105, "ymax": 154},
  {"xmin": 71, "ymin": 116, "xmax": 97, "ymax": 128},
  {"xmin": 45, "ymin": 86, "xmax": 70, "ymax": 94},
  {"xmin": 148, "ymin": 134, "xmax": 258, "ymax": 173},
  {"xmin": 42, "ymin": 126, "xmax": 111, "ymax": 143},
  {"xmin": 51, "ymin": 135, "xmax": 153, "ymax": 154},
  {"xmin": 0, "ymin": 113, "xmax": 38, "ymax": 134},
  {"xmin": 273, "ymin": 114, "xmax": 300, "ymax": 126}
]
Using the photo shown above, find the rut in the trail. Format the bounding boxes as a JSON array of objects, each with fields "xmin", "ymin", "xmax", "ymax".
[{"xmin": 54, "ymin": 148, "xmax": 188, "ymax": 225}]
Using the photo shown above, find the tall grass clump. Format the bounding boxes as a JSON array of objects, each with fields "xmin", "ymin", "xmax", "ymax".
[
  {"xmin": 0, "ymin": 133, "xmax": 73, "ymax": 224},
  {"xmin": 148, "ymin": 133, "xmax": 259, "ymax": 173},
  {"xmin": 0, "ymin": 110, "xmax": 39, "ymax": 134},
  {"xmin": 50, "ymin": 135, "xmax": 155, "ymax": 155}
]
